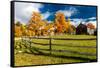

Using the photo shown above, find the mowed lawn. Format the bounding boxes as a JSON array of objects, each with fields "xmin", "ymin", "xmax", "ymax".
[{"xmin": 14, "ymin": 35, "xmax": 97, "ymax": 66}]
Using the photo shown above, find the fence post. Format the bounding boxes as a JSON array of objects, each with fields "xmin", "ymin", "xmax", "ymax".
[
  {"xmin": 49, "ymin": 38, "xmax": 52, "ymax": 55},
  {"xmin": 25, "ymin": 36, "xmax": 28, "ymax": 48},
  {"xmin": 25, "ymin": 36, "xmax": 27, "ymax": 48},
  {"xmin": 29, "ymin": 37, "xmax": 32, "ymax": 48},
  {"xmin": 20, "ymin": 37, "xmax": 22, "ymax": 49}
]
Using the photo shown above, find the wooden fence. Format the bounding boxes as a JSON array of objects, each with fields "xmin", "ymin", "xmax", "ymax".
[{"xmin": 15, "ymin": 36, "xmax": 97, "ymax": 56}]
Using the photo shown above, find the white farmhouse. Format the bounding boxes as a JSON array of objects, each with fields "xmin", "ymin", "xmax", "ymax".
[{"xmin": 87, "ymin": 23, "xmax": 95, "ymax": 35}]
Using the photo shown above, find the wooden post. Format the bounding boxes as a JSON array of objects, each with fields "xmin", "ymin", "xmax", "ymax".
[
  {"xmin": 21, "ymin": 36, "xmax": 24, "ymax": 46},
  {"xmin": 25, "ymin": 36, "xmax": 28, "ymax": 48},
  {"xmin": 20, "ymin": 37, "xmax": 22, "ymax": 49},
  {"xmin": 49, "ymin": 38, "xmax": 52, "ymax": 55},
  {"xmin": 29, "ymin": 37, "xmax": 32, "ymax": 48},
  {"xmin": 25, "ymin": 36, "xmax": 27, "ymax": 48}
]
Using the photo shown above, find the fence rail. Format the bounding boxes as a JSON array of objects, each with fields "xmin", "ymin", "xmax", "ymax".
[
  {"xmin": 23, "ymin": 36, "xmax": 97, "ymax": 40},
  {"xmin": 35, "ymin": 48, "xmax": 96, "ymax": 56},
  {"xmin": 15, "ymin": 36, "xmax": 96, "ymax": 56}
]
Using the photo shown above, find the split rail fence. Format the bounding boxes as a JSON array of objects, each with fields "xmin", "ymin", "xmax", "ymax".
[{"xmin": 15, "ymin": 37, "xmax": 97, "ymax": 56}]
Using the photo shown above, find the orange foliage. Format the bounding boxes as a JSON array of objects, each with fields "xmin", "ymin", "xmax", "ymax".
[
  {"xmin": 55, "ymin": 12, "xmax": 72, "ymax": 33},
  {"xmin": 15, "ymin": 25, "xmax": 22, "ymax": 37},
  {"xmin": 14, "ymin": 11, "xmax": 76, "ymax": 37}
]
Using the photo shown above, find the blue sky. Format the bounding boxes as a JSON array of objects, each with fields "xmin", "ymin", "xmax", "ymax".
[{"xmin": 15, "ymin": 2, "xmax": 97, "ymax": 27}]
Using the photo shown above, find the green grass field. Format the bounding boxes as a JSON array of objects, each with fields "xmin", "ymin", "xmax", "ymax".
[{"xmin": 14, "ymin": 35, "xmax": 97, "ymax": 66}]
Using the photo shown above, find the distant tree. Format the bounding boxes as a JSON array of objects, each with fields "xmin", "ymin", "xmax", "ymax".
[
  {"xmin": 54, "ymin": 12, "xmax": 72, "ymax": 34},
  {"xmin": 69, "ymin": 25, "xmax": 76, "ymax": 34},
  {"xmin": 29, "ymin": 12, "xmax": 42, "ymax": 23},
  {"xmin": 15, "ymin": 21, "xmax": 23, "ymax": 37},
  {"xmin": 27, "ymin": 12, "xmax": 48, "ymax": 36},
  {"xmin": 21, "ymin": 24, "xmax": 27, "ymax": 36},
  {"xmin": 15, "ymin": 21, "xmax": 22, "ymax": 26}
]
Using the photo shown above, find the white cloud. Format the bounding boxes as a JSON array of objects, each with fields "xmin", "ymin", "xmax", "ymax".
[
  {"xmin": 70, "ymin": 18, "xmax": 86, "ymax": 27},
  {"xmin": 15, "ymin": 2, "xmax": 43, "ymax": 23},
  {"xmin": 42, "ymin": 11, "xmax": 51, "ymax": 20},
  {"xmin": 57, "ymin": 7, "xmax": 78, "ymax": 17},
  {"xmin": 70, "ymin": 18, "xmax": 97, "ymax": 28},
  {"xmin": 86, "ymin": 17, "xmax": 97, "ymax": 28},
  {"xmin": 70, "ymin": 21, "xmax": 77, "ymax": 27},
  {"xmin": 88, "ymin": 17, "xmax": 96, "ymax": 20},
  {"xmin": 48, "ymin": 21, "xmax": 52, "ymax": 23},
  {"xmin": 71, "ymin": 18, "xmax": 85, "ymax": 22}
]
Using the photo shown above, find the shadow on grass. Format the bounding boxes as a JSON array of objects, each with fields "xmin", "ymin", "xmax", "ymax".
[
  {"xmin": 31, "ymin": 42, "xmax": 96, "ymax": 48},
  {"xmin": 25, "ymin": 47, "xmax": 97, "ymax": 62}
]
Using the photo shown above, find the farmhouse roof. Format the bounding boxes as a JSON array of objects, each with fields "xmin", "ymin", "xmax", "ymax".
[{"xmin": 87, "ymin": 23, "xmax": 95, "ymax": 29}]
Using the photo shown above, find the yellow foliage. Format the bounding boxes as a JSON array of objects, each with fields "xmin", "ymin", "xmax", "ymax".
[
  {"xmin": 15, "ymin": 26, "xmax": 22, "ymax": 37},
  {"xmin": 14, "ymin": 11, "xmax": 75, "ymax": 37}
]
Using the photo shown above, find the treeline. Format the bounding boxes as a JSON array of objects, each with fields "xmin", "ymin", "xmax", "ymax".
[{"xmin": 15, "ymin": 12, "xmax": 96, "ymax": 37}]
